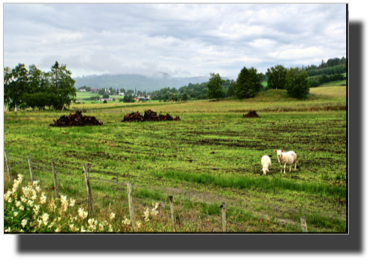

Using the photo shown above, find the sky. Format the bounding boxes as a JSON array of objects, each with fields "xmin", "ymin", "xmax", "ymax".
[{"xmin": 3, "ymin": 3, "xmax": 346, "ymax": 80}]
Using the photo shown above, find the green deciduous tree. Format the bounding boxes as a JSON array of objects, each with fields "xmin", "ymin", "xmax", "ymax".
[
  {"xmin": 181, "ymin": 93, "xmax": 189, "ymax": 101},
  {"xmin": 235, "ymin": 67, "xmax": 263, "ymax": 99},
  {"xmin": 285, "ymin": 68, "xmax": 310, "ymax": 98},
  {"xmin": 50, "ymin": 61, "xmax": 77, "ymax": 110},
  {"xmin": 206, "ymin": 73, "xmax": 224, "ymax": 100},
  {"xmin": 266, "ymin": 65, "xmax": 287, "ymax": 89}
]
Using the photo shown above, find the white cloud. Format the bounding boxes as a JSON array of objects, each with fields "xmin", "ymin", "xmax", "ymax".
[{"xmin": 4, "ymin": 3, "xmax": 346, "ymax": 78}]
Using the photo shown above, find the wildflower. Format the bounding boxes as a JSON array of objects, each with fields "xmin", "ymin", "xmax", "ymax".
[
  {"xmin": 48, "ymin": 200, "xmax": 56, "ymax": 212},
  {"xmin": 33, "ymin": 205, "xmax": 40, "ymax": 215},
  {"xmin": 48, "ymin": 222, "xmax": 55, "ymax": 229},
  {"xmin": 110, "ymin": 212, "xmax": 115, "ymax": 221},
  {"xmin": 19, "ymin": 205, "xmax": 25, "ymax": 211},
  {"xmin": 30, "ymin": 189, "xmax": 37, "ymax": 201},
  {"xmin": 122, "ymin": 217, "xmax": 131, "ymax": 225},
  {"xmin": 136, "ymin": 221, "xmax": 142, "ymax": 229},
  {"xmin": 98, "ymin": 223, "xmax": 104, "ymax": 232},
  {"xmin": 41, "ymin": 213, "xmax": 49, "ymax": 226},
  {"xmin": 60, "ymin": 195, "xmax": 68, "ymax": 212},
  {"xmin": 57, "ymin": 217, "xmax": 61, "ymax": 222},
  {"xmin": 19, "ymin": 229, "xmax": 24, "ymax": 233},
  {"xmin": 81, "ymin": 226, "xmax": 86, "ymax": 232},
  {"xmin": 27, "ymin": 200, "xmax": 34, "ymax": 207},
  {"xmin": 8, "ymin": 198, "xmax": 13, "ymax": 203},
  {"xmin": 5, "ymin": 227, "xmax": 11, "ymax": 232},
  {"xmin": 69, "ymin": 224, "xmax": 76, "ymax": 231},
  {"xmin": 40, "ymin": 193, "xmax": 47, "ymax": 204},
  {"xmin": 4, "ymin": 190, "xmax": 12, "ymax": 201},
  {"xmin": 55, "ymin": 226, "xmax": 61, "ymax": 233},
  {"xmin": 13, "ymin": 212, "xmax": 18, "ymax": 217},
  {"xmin": 108, "ymin": 225, "xmax": 113, "ymax": 232},
  {"xmin": 37, "ymin": 219, "xmax": 43, "ymax": 228},
  {"xmin": 16, "ymin": 201, "xmax": 21, "ymax": 207},
  {"xmin": 151, "ymin": 208, "xmax": 158, "ymax": 217},
  {"xmin": 88, "ymin": 219, "xmax": 97, "ymax": 231},
  {"xmin": 17, "ymin": 174, "xmax": 23, "ymax": 180},
  {"xmin": 69, "ymin": 198, "xmax": 76, "ymax": 207},
  {"xmin": 21, "ymin": 219, "xmax": 28, "ymax": 228},
  {"xmin": 78, "ymin": 208, "xmax": 88, "ymax": 220},
  {"xmin": 144, "ymin": 208, "xmax": 150, "ymax": 222},
  {"xmin": 20, "ymin": 196, "xmax": 27, "ymax": 203}
]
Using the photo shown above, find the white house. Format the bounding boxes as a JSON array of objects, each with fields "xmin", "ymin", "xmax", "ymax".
[
  {"xmin": 79, "ymin": 89, "xmax": 86, "ymax": 92},
  {"xmin": 119, "ymin": 92, "xmax": 125, "ymax": 96}
]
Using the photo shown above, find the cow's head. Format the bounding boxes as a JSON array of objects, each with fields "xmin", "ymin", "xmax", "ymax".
[{"xmin": 275, "ymin": 149, "xmax": 284, "ymax": 160}]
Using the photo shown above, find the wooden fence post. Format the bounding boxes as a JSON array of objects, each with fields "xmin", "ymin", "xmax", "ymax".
[
  {"xmin": 300, "ymin": 216, "xmax": 308, "ymax": 232},
  {"xmin": 127, "ymin": 181, "xmax": 135, "ymax": 232},
  {"xmin": 83, "ymin": 163, "xmax": 93, "ymax": 218},
  {"xmin": 27, "ymin": 153, "xmax": 34, "ymax": 183},
  {"xmin": 221, "ymin": 201, "xmax": 226, "ymax": 233},
  {"xmin": 52, "ymin": 159, "xmax": 59, "ymax": 199},
  {"xmin": 169, "ymin": 195, "xmax": 176, "ymax": 232},
  {"xmin": 4, "ymin": 150, "xmax": 12, "ymax": 184}
]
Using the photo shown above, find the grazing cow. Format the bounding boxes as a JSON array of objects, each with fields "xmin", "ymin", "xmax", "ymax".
[
  {"xmin": 275, "ymin": 149, "xmax": 297, "ymax": 174},
  {"xmin": 261, "ymin": 155, "xmax": 272, "ymax": 175}
]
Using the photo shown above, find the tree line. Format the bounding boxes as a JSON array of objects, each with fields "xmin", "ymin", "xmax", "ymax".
[{"xmin": 4, "ymin": 62, "xmax": 76, "ymax": 111}]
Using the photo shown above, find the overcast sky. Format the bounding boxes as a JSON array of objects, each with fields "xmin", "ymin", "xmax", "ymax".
[{"xmin": 4, "ymin": 3, "xmax": 346, "ymax": 79}]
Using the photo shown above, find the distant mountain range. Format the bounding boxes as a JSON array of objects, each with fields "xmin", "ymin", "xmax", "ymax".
[{"xmin": 73, "ymin": 73, "xmax": 215, "ymax": 92}]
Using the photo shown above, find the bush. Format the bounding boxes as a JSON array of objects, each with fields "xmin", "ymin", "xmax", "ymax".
[
  {"xmin": 285, "ymin": 68, "xmax": 310, "ymax": 98},
  {"xmin": 308, "ymin": 78, "xmax": 320, "ymax": 88},
  {"xmin": 103, "ymin": 100, "xmax": 107, "ymax": 103}
]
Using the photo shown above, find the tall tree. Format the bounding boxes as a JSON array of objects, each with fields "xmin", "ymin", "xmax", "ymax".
[
  {"xmin": 10, "ymin": 63, "xmax": 29, "ymax": 111},
  {"xmin": 235, "ymin": 67, "xmax": 263, "ymax": 99},
  {"xmin": 206, "ymin": 72, "xmax": 224, "ymax": 100},
  {"xmin": 285, "ymin": 67, "xmax": 310, "ymax": 98},
  {"xmin": 4, "ymin": 67, "xmax": 13, "ymax": 111},
  {"xmin": 266, "ymin": 65, "xmax": 287, "ymax": 89},
  {"xmin": 50, "ymin": 61, "xmax": 77, "ymax": 110}
]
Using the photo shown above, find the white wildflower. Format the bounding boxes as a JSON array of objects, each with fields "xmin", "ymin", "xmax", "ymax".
[
  {"xmin": 21, "ymin": 219, "xmax": 28, "ymax": 228},
  {"xmin": 60, "ymin": 195, "xmax": 68, "ymax": 212},
  {"xmin": 122, "ymin": 217, "xmax": 131, "ymax": 225},
  {"xmin": 5, "ymin": 227, "xmax": 11, "ymax": 232},
  {"xmin": 13, "ymin": 212, "xmax": 18, "ymax": 217},
  {"xmin": 20, "ymin": 196, "xmax": 27, "ymax": 203},
  {"xmin": 4, "ymin": 190, "xmax": 12, "ymax": 201},
  {"xmin": 40, "ymin": 193, "xmax": 47, "ymax": 204},
  {"xmin": 110, "ymin": 212, "xmax": 115, "ymax": 221},
  {"xmin": 108, "ymin": 225, "xmax": 113, "ymax": 232},
  {"xmin": 55, "ymin": 226, "xmax": 61, "ymax": 232},
  {"xmin": 41, "ymin": 213, "xmax": 49, "ymax": 226},
  {"xmin": 33, "ymin": 205, "xmax": 40, "ymax": 215},
  {"xmin": 136, "ymin": 221, "xmax": 142, "ymax": 229},
  {"xmin": 69, "ymin": 198, "xmax": 76, "ymax": 207},
  {"xmin": 81, "ymin": 226, "xmax": 86, "ymax": 232},
  {"xmin": 98, "ymin": 223, "xmax": 104, "ymax": 232},
  {"xmin": 19, "ymin": 205, "xmax": 25, "ymax": 211},
  {"xmin": 27, "ymin": 200, "xmax": 34, "ymax": 207}
]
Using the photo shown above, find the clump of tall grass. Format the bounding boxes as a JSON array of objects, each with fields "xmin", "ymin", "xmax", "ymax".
[{"xmin": 151, "ymin": 170, "xmax": 346, "ymax": 198}]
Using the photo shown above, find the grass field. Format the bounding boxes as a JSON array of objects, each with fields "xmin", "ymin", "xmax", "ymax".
[{"xmin": 4, "ymin": 87, "xmax": 347, "ymax": 233}]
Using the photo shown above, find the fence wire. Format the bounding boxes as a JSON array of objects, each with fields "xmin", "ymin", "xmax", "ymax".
[{"xmin": 4, "ymin": 152, "xmax": 301, "ymax": 230}]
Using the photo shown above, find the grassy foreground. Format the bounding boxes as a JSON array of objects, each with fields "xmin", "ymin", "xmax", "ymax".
[{"xmin": 4, "ymin": 87, "xmax": 347, "ymax": 232}]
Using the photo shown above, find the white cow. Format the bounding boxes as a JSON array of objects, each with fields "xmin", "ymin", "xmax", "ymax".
[
  {"xmin": 275, "ymin": 149, "xmax": 297, "ymax": 174},
  {"xmin": 261, "ymin": 155, "xmax": 272, "ymax": 175}
]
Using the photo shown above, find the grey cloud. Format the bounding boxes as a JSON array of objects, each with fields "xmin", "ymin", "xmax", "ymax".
[{"xmin": 4, "ymin": 3, "xmax": 346, "ymax": 78}]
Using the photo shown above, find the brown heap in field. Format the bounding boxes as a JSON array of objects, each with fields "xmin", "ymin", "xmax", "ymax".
[
  {"xmin": 243, "ymin": 110, "xmax": 260, "ymax": 118},
  {"xmin": 50, "ymin": 110, "xmax": 103, "ymax": 127},
  {"xmin": 121, "ymin": 109, "xmax": 180, "ymax": 122}
]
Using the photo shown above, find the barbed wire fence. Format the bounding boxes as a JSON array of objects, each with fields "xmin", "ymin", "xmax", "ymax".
[{"xmin": 4, "ymin": 151, "xmax": 303, "ymax": 232}]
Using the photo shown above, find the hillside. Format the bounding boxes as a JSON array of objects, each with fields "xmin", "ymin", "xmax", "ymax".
[{"xmin": 74, "ymin": 73, "xmax": 212, "ymax": 92}]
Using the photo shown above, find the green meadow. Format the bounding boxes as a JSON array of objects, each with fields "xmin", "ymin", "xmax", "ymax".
[{"xmin": 4, "ymin": 86, "xmax": 347, "ymax": 232}]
